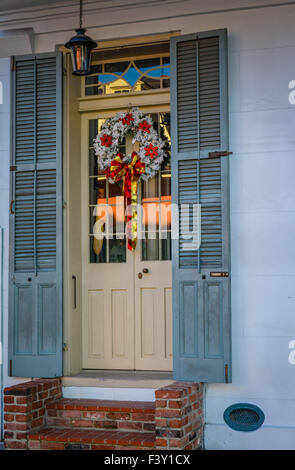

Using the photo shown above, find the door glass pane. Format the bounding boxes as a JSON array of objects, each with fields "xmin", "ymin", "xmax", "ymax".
[
  {"xmin": 142, "ymin": 233, "xmax": 159, "ymax": 261},
  {"xmin": 140, "ymin": 113, "xmax": 171, "ymax": 261},
  {"xmin": 88, "ymin": 119, "xmax": 126, "ymax": 263},
  {"xmin": 109, "ymin": 238, "xmax": 126, "ymax": 263}
]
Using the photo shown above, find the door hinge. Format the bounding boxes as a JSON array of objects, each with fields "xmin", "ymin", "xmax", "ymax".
[
  {"xmin": 208, "ymin": 151, "xmax": 233, "ymax": 159},
  {"xmin": 10, "ymin": 165, "xmax": 16, "ymax": 171},
  {"xmin": 9, "ymin": 359, "xmax": 13, "ymax": 376},
  {"xmin": 225, "ymin": 364, "xmax": 229, "ymax": 384},
  {"xmin": 63, "ymin": 342, "xmax": 69, "ymax": 352},
  {"xmin": 10, "ymin": 56, "xmax": 15, "ymax": 72}
]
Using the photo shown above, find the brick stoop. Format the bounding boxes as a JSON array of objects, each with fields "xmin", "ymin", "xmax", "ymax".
[
  {"xmin": 4, "ymin": 379, "xmax": 204, "ymax": 450},
  {"xmin": 46, "ymin": 398, "xmax": 155, "ymax": 432},
  {"xmin": 28, "ymin": 428, "xmax": 155, "ymax": 450}
]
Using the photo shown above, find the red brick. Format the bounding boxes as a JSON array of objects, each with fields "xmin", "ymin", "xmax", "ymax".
[
  {"xmin": 82, "ymin": 411, "xmax": 105, "ymax": 419},
  {"xmin": 4, "ymin": 404, "xmax": 28, "ymax": 413},
  {"xmin": 47, "ymin": 409, "xmax": 57, "ymax": 417},
  {"xmin": 155, "ymin": 418, "xmax": 167, "ymax": 427},
  {"xmin": 168, "ymin": 399, "xmax": 184, "ymax": 409},
  {"xmin": 169, "ymin": 439, "xmax": 184, "ymax": 448},
  {"xmin": 131, "ymin": 413, "xmax": 154, "ymax": 422},
  {"xmin": 155, "ymin": 390, "xmax": 183, "ymax": 399},
  {"xmin": 31, "ymin": 418, "xmax": 43, "ymax": 428},
  {"xmin": 156, "ymin": 438, "xmax": 167, "ymax": 447},
  {"xmin": 155, "ymin": 399, "xmax": 167, "ymax": 408},
  {"xmin": 15, "ymin": 432, "xmax": 27, "ymax": 440},
  {"xmin": 94, "ymin": 420, "xmax": 117, "ymax": 429},
  {"xmin": 118, "ymin": 421, "xmax": 142, "ymax": 431},
  {"xmin": 38, "ymin": 391, "xmax": 49, "ymax": 400},
  {"xmin": 5, "ymin": 422, "xmax": 29, "ymax": 431},
  {"xmin": 28, "ymin": 440, "xmax": 41, "ymax": 450},
  {"xmin": 92, "ymin": 445, "xmax": 116, "ymax": 450},
  {"xmin": 143, "ymin": 422, "xmax": 155, "ymax": 431},
  {"xmin": 4, "ymin": 414, "xmax": 15, "ymax": 422},
  {"xmin": 71, "ymin": 420, "xmax": 95, "ymax": 428},
  {"xmin": 16, "ymin": 397, "xmax": 28, "ymax": 405},
  {"xmin": 41, "ymin": 440, "xmax": 64, "ymax": 450},
  {"xmin": 5, "ymin": 440, "xmax": 27, "ymax": 449},
  {"xmin": 32, "ymin": 400, "xmax": 43, "ymax": 410},
  {"xmin": 15, "ymin": 414, "xmax": 27, "ymax": 423},
  {"xmin": 60, "ymin": 410, "xmax": 82, "ymax": 418},
  {"xmin": 4, "ymin": 431, "xmax": 14, "ymax": 439},
  {"xmin": 4, "ymin": 396, "xmax": 15, "ymax": 404},
  {"xmin": 184, "ymin": 423, "xmax": 193, "ymax": 434},
  {"xmin": 156, "ymin": 409, "xmax": 182, "ymax": 418},
  {"xmin": 168, "ymin": 419, "xmax": 182, "ymax": 429},
  {"xmin": 189, "ymin": 393, "xmax": 197, "ymax": 403},
  {"xmin": 106, "ymin": 412, "xmax": 130, "ymax": 421}
]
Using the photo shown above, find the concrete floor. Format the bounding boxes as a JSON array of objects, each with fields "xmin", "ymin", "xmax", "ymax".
[{"xmin": 62, "ymin": 369, "xmax": 174, "ymax": 389}]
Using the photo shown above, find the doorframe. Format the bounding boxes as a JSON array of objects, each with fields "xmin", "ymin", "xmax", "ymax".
[{"xmin": 62, "ymin": 40, "xmax": 173, "ymax": 377}]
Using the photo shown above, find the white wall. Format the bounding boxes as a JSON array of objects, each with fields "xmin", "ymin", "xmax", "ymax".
[{"xmin": 1, "ymin": 0, "xmax": 295, "ymax": 449}]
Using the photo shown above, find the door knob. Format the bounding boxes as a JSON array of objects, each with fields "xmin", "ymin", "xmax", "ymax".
[{"xmin": 142, "ymin": 268, "xmax": 149, "ymax": 273}]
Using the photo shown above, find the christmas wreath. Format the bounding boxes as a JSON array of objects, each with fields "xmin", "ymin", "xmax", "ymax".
[
  {"xmin": 93, "ymin": 108, "xmax": 168, "ymax": 250},
  {"xmin": 93, "ymin": 107, "xmax": 168, "ymax": 181}
]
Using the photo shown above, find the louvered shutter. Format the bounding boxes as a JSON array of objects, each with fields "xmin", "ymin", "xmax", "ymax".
[
  {"xmin": 9, "ymin": 53, "xmax": 63, "ymax": 377},
  {"xmin": 171, "ymin": 30, "xmax": 231, "ymax": 383}
]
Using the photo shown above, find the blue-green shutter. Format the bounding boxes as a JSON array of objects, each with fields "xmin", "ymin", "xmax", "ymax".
[
  {"xmin": 9, "ymin": 53, "xmax": 63, "ymax": 377},
  {"xmin": 171, "ymin": 30, "xmax": 231, "ymax": 383}
]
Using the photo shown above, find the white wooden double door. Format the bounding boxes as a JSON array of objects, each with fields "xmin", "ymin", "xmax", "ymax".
[{"xmin": 82, "ymin": 111, "xmax": 172, "ymax": 371}]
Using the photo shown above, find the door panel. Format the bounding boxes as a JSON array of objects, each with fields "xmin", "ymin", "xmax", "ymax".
[{"xmin": 82, "ymin": 116, "xmax": 134, "ymax": 369}]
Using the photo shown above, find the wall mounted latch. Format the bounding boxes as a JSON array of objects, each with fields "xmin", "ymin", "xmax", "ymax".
[
  {"xmin": 225, "ymin": 364, "xmax": 229, "ymax": 384},
  {"xmin": 210, "ymin": 272, "xmax": 229, "ymax": 277},
  {"xmin": 10, "ymin": 200, "xmax": 15, "ymax": 215},
  {"xmin": 208, "ymin": 151, "xmax": 233, "ymax": 158},
  {"xmin": 72, "ymin": 275, "xmax": 77, "ymax": 309}
]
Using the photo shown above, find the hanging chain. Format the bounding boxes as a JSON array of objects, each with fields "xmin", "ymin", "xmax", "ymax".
[{"xmin": 79, "ymin": 0, "xmax": 83, "ymax": 29}]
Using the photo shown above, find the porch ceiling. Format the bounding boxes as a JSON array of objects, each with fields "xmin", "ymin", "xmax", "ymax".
[{"xmin": 0, "ymin": 0, "xmax": 73, "ymax": 12}]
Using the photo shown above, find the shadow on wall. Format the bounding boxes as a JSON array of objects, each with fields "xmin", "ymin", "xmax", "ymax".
[{"xmin": 0, "ymin": 81, "xmax": 2, "ymax": 104}]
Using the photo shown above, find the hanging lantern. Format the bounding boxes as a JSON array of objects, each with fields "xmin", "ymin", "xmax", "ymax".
[{"xmin": 64, "ymin": 0, "xmax": 96, "ymax": 76}]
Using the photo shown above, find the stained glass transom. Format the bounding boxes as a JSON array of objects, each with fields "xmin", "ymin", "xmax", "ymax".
[{"xmin": 84, "ymin": 55, "xmax": 170, "ymax": 96}]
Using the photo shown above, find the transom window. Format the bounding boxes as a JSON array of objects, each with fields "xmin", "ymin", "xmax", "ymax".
[{"xmin": 83, "ymin": 43, "xmax": 170, "ymax": 96}]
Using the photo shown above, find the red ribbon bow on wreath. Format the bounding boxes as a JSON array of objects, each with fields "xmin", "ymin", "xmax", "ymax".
[{"xmin": 107, "ymin": 152, "xmax": 145, "ymax": 250}]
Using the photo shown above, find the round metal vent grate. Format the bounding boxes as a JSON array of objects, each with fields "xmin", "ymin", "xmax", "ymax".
[{"xmin": 223, "ymin": 403, "xmax": 265, "ymax": 432}]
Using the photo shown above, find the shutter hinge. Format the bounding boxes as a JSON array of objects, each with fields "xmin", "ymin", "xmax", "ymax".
[
  {"xmin": 9, "ymin": 359, "xmax": 13, "ymax": 376},
  {"xmin": 10, "ymin": 165, "xmax": 16, "ymax": 171},
  {"xmin": 225, "ymin": 364, "xmax": 229, "ymax": 384},
  {"xmin": 63, "ymin": 342, "xmax": 69, "ymax": 352},
  {"xmin": 10, "ymin": 56, "xmax": 15, "ymax": 72},
  {"xmin": 208, "ymin": 151, "xmax": 233, "ymax": 159}
]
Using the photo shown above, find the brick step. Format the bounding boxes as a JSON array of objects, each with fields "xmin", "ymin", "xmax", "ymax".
[
  {"xmin": 28, "ymin": 427, "xmax": 155, "ymax": 450},
  {"xmin": 46, "ymin": 398, "xmax": 155, "ymax": 432}
]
